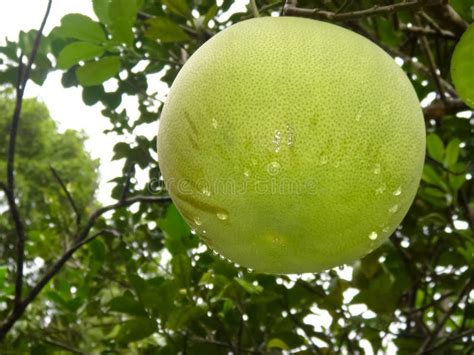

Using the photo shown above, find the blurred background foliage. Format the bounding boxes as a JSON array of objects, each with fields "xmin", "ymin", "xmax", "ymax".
[{"xmin": 0, "ymin": 0, "xmax": 473, "ymax": 353}]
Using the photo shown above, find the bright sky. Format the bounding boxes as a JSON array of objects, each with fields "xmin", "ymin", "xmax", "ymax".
[
  {"xmin": 1, "ymin": 0, "xmax": 122, "ymax": 203},
  {"xmin": 0, "ymin": 0, "xmax": 253, "ymax": 204}
]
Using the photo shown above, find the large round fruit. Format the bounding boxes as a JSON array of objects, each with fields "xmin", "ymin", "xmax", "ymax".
[{"xmin": 157, "ymin": 17, "xmax": 425, "ymax": 274}]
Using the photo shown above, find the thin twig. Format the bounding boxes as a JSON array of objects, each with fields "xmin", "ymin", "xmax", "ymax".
[
  {"xmin": 429, "ymin": 4, "xmax": 468, "ymax": 37},
  {"xmin": 50, "ymin": 166, "xmax": 82, "ymax": 227},
  {"xmin": 350, "ymin": 23, "xmax": 457, "ymax": 97},
  {"xmin": 415, "ymin": 15, "xmax": 447, "ymax": 103},
  {"xmin": 418, "ymin": 273, "xmax": 474, "ymax": 352},
  {"xmin": 399, "ymin": 24, "xmax": 457, "ymax": 40},
  {"xmin": 423, "ymin": 99, "xmax": 469, "ymax": 120},
  {"xmin": 426, "ymin": 328, "xmax": 474, "ymax": 352},
  {"xmin": 119, "ymin": 162, "xmax": 135, "ymax": 202},
  {"xmin": 191, "ymin": 336, "xmax": 260, "ymax": 354},
  {"xmin": 4, "ymin": 0, "xmax": 53, "ymax": 312},
  {"xmin": 0, "ymin": 194, "xmax": 170, "ymax": 341},
  {"xmin": 284, "ymin": 0, "xmax": 445, "ymax": 22},
  {"xmin": 43, "ymin": 338, "xmax": 85, "ymax": 354},
  {"xmin": 250, "ymin": 0, "xmax": 260, "ymax": 18}
]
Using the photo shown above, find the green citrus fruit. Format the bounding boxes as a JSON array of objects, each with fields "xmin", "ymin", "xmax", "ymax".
[{"xmin": 157, "ymin": 17, "xmax": 425, "ymax": 274}]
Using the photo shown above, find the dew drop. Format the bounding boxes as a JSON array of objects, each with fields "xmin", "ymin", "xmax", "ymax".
[
  {"xmin": 211, "ymin": 118, "xmax": 218, "ymax": 129},
  {"xmin": 243, "ymin": 169, "xmax": 251, "ymax": 177},
  {"xmin": 375, "ymin": 184, "xmax": 386, "ymax": 194},
  {"xmin": 216, "ymin": 212, "xmax": 228, "ymax": 221},
  {"xmin": 194, "ymin": 217, "xmax": 202, "ymax": 226},
  {"xmin": 201, "ymin": 187, "xmax": 211, "ymax": 197},
  {"xmin": 202, "ymin": 230, "xmax": 207, "ymax": 234},
  {"xmin": 382, "ymin": 227, "xmax": 389, "ymax": 233},
  {"xmin": 393, "ymin": 186, "xmax": 402, "ymax": 196},
  {"xmin": 286, "ymin": 124, "xmax": 294, "ymax": 146},
  {"xmin": 373, "ymin": 163, "xmax": 381, "ymax": 174},
  {"xmin": 273, "ymin": 130, "xmax": 282, "ymax": 153},
  {"xmin": 368, "ymin": 231, "xmax": 378, "ymax": 241},
  {"xmin": 389, "ymin": 204, "xmax": 399, "ymax": 213},
  {"xmin": 191, "ymin": 229, "xmax": 197, "ymax": 235}
]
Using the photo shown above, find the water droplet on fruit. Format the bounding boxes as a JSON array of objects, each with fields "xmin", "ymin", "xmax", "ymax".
[
  {"xmin": 355, "ymin": 108, "xmax": 363, "ymax": 121},
  {"xmin": 202, "ymin": 229, "xmax": 207, "ymax": 234},
  {"xmin": 320, "ymin": 155, "xmax": 328, "ymax": 165},
  {"xmin": 216, "ymin": 212, "xmax": 228, "ymax": 221},
  {"xmin": 393, "ymin": 186, "xmax": 402, "ymax": 196},
  {"xmin": 191, "ymin": 229, "xmax": 197, "ymax": 235},
  {"xmin": 194, "ymin": 217, "xmax": 202, "ymax": 226},
  {"xmin": 243, "ymin": 169, "xmax": 251, "ymax": 177},
  {"xmin": 212, "ymin": 118, "xmax": 218, "ymax": 129},
  {"xmin": 389, "ymin": 204, "xmax": 399, "ymax": 213},
  {"xmin": 273, "ymin": 130, "xmax": 282, "ymax": 152},
  {"xmin": 267, "ymin": 161, "xmax": 281, "ymax": 176},
  {"xmin": 382, "ymin": 227, "xmax": 389, "ymax": 233},
  {"xmin": 375, "ymin": 183, "xmax": 386, "ymax": 194},
  {"xmin": 286, "ymin": 124, "xmax": 294, "ymax": 146},
  {"xmin": 368, "ymin": 231, "xmax": 378, "ymax": 241},
  {"xmin": 201, "ymin": 187, "xmax": 211, "ymax": 197},
  {"xmin": 373, "ymin": 163, "xmax": 381, "ymax": 174}
]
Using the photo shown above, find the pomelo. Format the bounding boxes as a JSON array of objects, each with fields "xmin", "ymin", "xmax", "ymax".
[{"xmin": 157, "ymin": 17, "xmax": 425, "ymax": 274}]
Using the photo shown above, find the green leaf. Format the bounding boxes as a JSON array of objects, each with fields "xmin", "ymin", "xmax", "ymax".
[
  {"xmin": 109, "ymin": 291, "xmax": 148, "ymax": 316},
  {"xmin": 234, "ymin": 278, "xmax": 263, "ymax": 294},
  {"xmin": 162, "ymin": 0, "xmax": 190, "ymax": 18},
  {"xmin": 117, "ymin": 317, "xmax": 156, "ymax": 344},
  {"xmin": 89, "ymin": 238, "xmax": 106, "ymax": 264},
  {"xmin": 448, "ymin": 162, "xmax": 466, "ymax": 191},
  {"xmin": 108, "ymin": 0, "xmax": 139, "ymax": 46},
  {"xmin": 56, "ymin": 14, "xmax": 106, "ymax": 43},
  {"xmin": 57, "ymin": 42, "xmax": 104, "ymax": 69},
  {"xmin": 76, "ymin": 56, "xmax": 121, "ymax": 86},
  {"xmin": 267, "ymin": 338, "xmax": 289, "ymax": 350},
  {"xmin": 426, "ymin": 133, "xmax": 444, "ymax": 162},
  {"xmin": 422, "ymin": 165, "xmax": 446, "ymax": 190},
  {"xmin": 145, "ymin": 17, "xmax": 190, "ymax": 43},
  {"xmin": 93, "ymin": 0, "xmax": 111, "ymax": 24},
  {"xmin": 158, "ymin": 204, "xmax": 194, "ymax": 255},
  {"xmin": 203, "ymin": 5, "xmax": 218, "ymax": 26},
  {"xmin": 444, "ymin": 138, "xmax": 461, "ymax": 168},
  {"xmin": 451, "ymin": 24, "xmax": 474, "ymax": 109},
  {"xmin": 171, "ymin": 254, "xmax": 192, "ymax": 289},
  {"xmin": 167, "ymin": 305, "xmax": 205, "ymax": 330},
  {"xmin": 0, "ymin": 266, "xmax": 7, "ymax": 288}
]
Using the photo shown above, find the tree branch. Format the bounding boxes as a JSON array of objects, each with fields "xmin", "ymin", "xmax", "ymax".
[
  {"xmin": 4, "ymin": 0, "xmax": 52, "ymax": 312},
  {"xmin": 348, "ymin": 22, "xmax": 457, "ymax": 97},
  {"xmin": 284, "ymin": 0, "xmax": 446, "ymax": 22},
  {"xmin": 423, "ymin": 99, "xmax": 470, "ymax": 120},
  {"xmin": 426, "ymin": 328, "xmax": 474, "ymax": 352},
  {"xmin": 418, "ymin": 273, "xmax": 474, "ymax": 352},
  {"xmin": 399, "ymin": 24, "xmax": 457, "ymax": 40},
  {"xmin": 415, "ymin": 15, "xmax": 447, "ymax": 103},
  {"xmin": 50, "ymin": 166, "xmax": 82, "ymax": 227},
  {"xmin": 0, "ymin": 194, "xmax": 171, "ymax": 342},
  {"xmin": 429, "ymin": 4, "xmax": 468, "ymax": 37}
]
